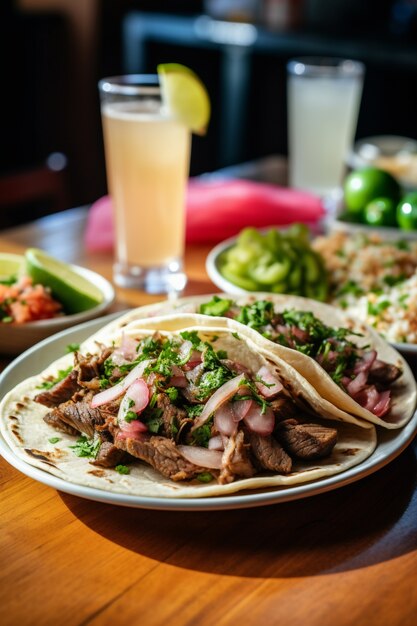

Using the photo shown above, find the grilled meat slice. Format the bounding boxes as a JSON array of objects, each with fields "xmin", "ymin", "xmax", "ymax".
[
  {"xmin": 154, "ymin": 393, "xmax": 190, "ymax": 439},
  {"xmin": 247, "ymin": 432, "xmax": 292, "ymax": 473},
  {"xmin": 49, "ymin": 399, "xmax": 116, "ymax": 438},
  {"xmin": 368, "ymin": 359, "xmax": 402, "ymax": 387},
  {"xmin": 115, "ymin": 434, "xmax": 204, "ymax": 481},
  {"xmin": 35, "ymin": 347, "xmax": 114, "ymax": 407},
  {"xmin": 92, "ymin": 441, "xmax": 130, "ymax": 468},
  {"xmin": 75, "ymin": 347, "xmax": 113, "ymax": 391},
  {"xmin": 43, "ymin": 407, "xmax": 79, "ymax": 436},
  {"xmin": 276, "ymin": 419, "xmax": 337, "ymax": 460},
  {"xmin": 219, "ymin": 430, "xmax": 255, "ymax": 484},
  {"xmin": 269, "ymin": 397, "xmax": 297, "ymax": 421},
  {"xmin": 35, "ymin": 370, "xmax": 80, "ymax": 408}
]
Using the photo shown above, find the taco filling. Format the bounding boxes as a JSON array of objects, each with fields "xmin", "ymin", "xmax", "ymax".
[
  {"xmin": 34, "ymin": 329, "xmax": 344, "ymax": 485},
  {"xmin": 198, "ymin": 297, "xmax": 402, "ymax": 418}
]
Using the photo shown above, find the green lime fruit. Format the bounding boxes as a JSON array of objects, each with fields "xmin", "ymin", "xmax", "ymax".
[
  {"xmin": 157, "ymin": 63, "xmax": 211, "ymax": 135},
  {"xmin": 25, "ymin": 248, "xmax": 103, "ymax": 314},
  {"xmin": 0, "ymin": 252, "xmax": 24, "ymax": 282},
  {"xmin": 344, "ymin": 167, "xmax": 401, "ymax": 216},
  {"xmin": 396, "ymin": 193, "xmax": 417, "ymax": 230},
  {"xmin": 363, "ymin": 197, "xmax": 397, "ymax": 227}
]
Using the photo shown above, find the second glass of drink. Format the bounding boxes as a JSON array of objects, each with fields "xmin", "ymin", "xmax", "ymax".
[
  {"xmin": 99, "ymin": 75, "xmax": 191, "ymax": 293},
  {"xmin": 287, "ymin": 57, "xmax": 364, "ymax": 199}
]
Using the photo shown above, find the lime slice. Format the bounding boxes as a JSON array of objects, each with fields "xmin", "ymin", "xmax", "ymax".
[
  {"xmin": 25, "ymin": 248, "xmax": 103, "ymax": 314},
  {"xmin": 0, "ymin": 252, "xmax": 25, "ymax": 282},
  {"xmin": 157, "ymin": 63, "xmax": 211, "ymax": 135}
]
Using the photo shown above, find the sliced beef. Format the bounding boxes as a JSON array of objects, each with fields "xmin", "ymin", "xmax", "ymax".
[
  {"xmin": 51, "ymin": 400, "xmax": 115, "ymax": 438},
  {"xmin": 154, "ymin": 393, "xmax": 191, "ymax": 439},
  {"xmin": 368, "ymin": 360, "xmax": 402, "ymax": 387},
  {"xmin": 43, "ymin": 407, "xmax": 79, "ymax": 436},
  {"xmin": 276, "ymin": 419, "xmax": 337, "ymax": 460},
  {"xmin": 115, "ymin": 434, "xmax": 204, "ymax": 481},
  {"xmin": 219, "ymin": 430, "xmax": 255, "ymax": 484},
  {"xmin": 247, "ymin": 432, "xmax": 292, "ymax": 473},
  {"xmin": 35, "ymin": 346, "xmax": 114, "ymax": 407},
  {"xmin": 92, "ymin": 441, "xmax": 130, "ymax": 468},
  {"xmin": 35, "ymin": 370, "xmax": 80, "ymax": 407},
  {"xmin": 269, "ymin": 397, "xmax": 297, "ymax": 421},
  {"xmin": 75, "ymin": 346, "xmax": 113, "ymax": 390}
]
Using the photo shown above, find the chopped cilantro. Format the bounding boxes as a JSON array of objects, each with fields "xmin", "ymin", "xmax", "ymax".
[
  {"xmin": 399, "ymin": 294, "xmax": 409, "ymax": 309},
  {"xmin": 197, "ymin": 472, "xmax": 214, "ymax": 483},
  {"xmin": 382, "ymin": 274, "xmax": 406, "ymax": 287},
  {"xmin": 396, "ymin": 240, "xmax": 410, "ymax": 251},
  {"xmin": 197, "ymin": 368, "xmax": 232, "ymax": 400},
  {"xmin": 185, "ymin": 404, "xmax": 204, "ymax": 419},
  {"xmin": 232, "ymin": 332, "xmax": 241, "ymax": 340},
  {"xmin": 115, "ymin": 464, "xmax": 130, "ymax": 475},
  {"xmin": 199, "ymin": 296, "xmax": 233, "ymax": 317},
  {"xmin": 165, "ymin": 386, "xmax": 179, "ymax": 402},
  {"xmin": 179, "ymin": 330, "xmax": 201, "ymax": 348},
  {"xmin": 191, "ymin": 422, "xmax": 212, "ymax": 447},
  {"xmin": 237, "ymin": 300, "xmax": 274, "ymax": 330},
  {"xmin": 48, "ymin": 437, "xmax": 61, "ymax": 444},
  {"xmin": 70, "ymin": 436, "xmax": 100, "ymax": 459},
  {"xmin": 66, "ymin": 343, "xmax": 80, "ymax": 353},
  {"xmin": 239, "ymin": 378, "xmax": 270, "ymax": 414},
  {"xmin": 335, "ymin": 280, "xmax": 365, "ymax": 298},
  {"xmin": 37, "ymin": 366, "xmax": 73, "ymax": 390},
  {"xmin": 367, "ymin": 300, "xmax": 391, "ymax": 316},
  {"xmin": 124, "ymin": 410, "xmax": 138, "ymax": 423},
  {"xmin": 142, "ymin": 406, "xmax": 163, "ymax": 433}
]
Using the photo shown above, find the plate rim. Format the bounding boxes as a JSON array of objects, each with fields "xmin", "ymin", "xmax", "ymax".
[{"xmin": 1, "ymin": 311, "xmax": 417, "ymax": 511}]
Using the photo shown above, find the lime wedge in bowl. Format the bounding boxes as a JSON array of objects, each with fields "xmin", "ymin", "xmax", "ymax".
[
  {"xmin": 157, "ymin": 63, "xmax": 211, "ymax": 135},
  {"xmin": 25, "ymin": 248, "xmax": 104, "ymax": 314},
  {"xmin": 0, "ymin": 252, "xmax": 25, "ymax": 282}
]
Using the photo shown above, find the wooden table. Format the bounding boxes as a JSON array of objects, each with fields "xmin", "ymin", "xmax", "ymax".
[{"xmin": 1, "ymin": 195, "xmax": 417, "ymax": 626}]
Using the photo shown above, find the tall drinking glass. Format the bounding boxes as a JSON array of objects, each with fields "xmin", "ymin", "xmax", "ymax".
[
  {"xmin": 287, "ymin": 58, "xmax": 364, "ymax": 199},
  {"xmin": 99, "ymin": 75, "xmax": 191, "ymax": 293}
]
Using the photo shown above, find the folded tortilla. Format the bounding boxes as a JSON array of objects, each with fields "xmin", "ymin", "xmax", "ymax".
[
  {"xmin": 96, "ymin": 294, "xmax": 416, "ymax": 430},
  {"xmin": 0, "ymin": 320, "xmax": 376, "ymax": 498}
]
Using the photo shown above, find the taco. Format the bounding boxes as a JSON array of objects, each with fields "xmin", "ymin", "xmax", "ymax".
[
  {"xmin": 0, "ymin": 320, "xmax": 376, "ymax": 498},
  {"xmin": 91, "ymin": 294, "xmax": 417, "ymax": 430}
]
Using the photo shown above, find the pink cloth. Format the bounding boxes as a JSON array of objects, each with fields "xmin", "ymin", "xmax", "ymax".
[{"xmin": 85, "ymin": 178, "xmax": 324, "ymax": 251}]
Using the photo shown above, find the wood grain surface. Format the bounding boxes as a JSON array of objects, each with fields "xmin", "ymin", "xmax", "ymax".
[{"xmin": 0, "ymin": 200, "xmax": 416, "ymax": 626}]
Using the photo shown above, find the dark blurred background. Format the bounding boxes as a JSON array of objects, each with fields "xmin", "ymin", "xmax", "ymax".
[{"xmin": 0, "ymin": 0, "xmax": 416, "ymax": 228}]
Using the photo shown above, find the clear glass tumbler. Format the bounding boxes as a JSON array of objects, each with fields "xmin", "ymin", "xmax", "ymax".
[
  {"xmin": 99, "ymin": 75, "xmax": 191, "ymax": 294},
  {"xmin": 287, "ymin": 57, "xmax": 364, "ymax": 199}
]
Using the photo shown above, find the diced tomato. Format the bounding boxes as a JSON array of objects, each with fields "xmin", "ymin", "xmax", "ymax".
[{"xmin": 0, "ymin": 276, "xmax": 62, "ymax": 324}]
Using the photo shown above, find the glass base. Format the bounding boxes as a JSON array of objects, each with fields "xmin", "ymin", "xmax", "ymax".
[{"xmin": 113, "ymin": 259, "xmax": 187, "ymax": 295}]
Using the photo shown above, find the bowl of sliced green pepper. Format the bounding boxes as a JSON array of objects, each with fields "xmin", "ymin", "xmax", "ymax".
[{"xmin": 206, "ymin": 224, "xmax": 329, "ymax": 300}]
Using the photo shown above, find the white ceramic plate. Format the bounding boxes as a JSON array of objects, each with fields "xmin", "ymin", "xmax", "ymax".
[
  {"xmin": 0, "ymin": 264, "xmax": 115, "ymax": 355},
  {"xmin": 1, "ymin": 314, "xmax": 416, "ymax": 511},
  {"xmin": 206, "ymin": 235, "xmax": 251, "ymax": 295}
]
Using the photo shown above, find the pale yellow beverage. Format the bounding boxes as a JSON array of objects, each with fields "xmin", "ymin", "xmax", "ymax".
[{"xmin": 101, "ymin": 97, "xmax": 191, "ymax": 291}]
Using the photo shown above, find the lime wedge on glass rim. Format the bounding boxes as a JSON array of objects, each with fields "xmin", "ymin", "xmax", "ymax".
[
  {"xmin": 0, "ymin": 252, "xmax": 25, "ymax": 282},
  {"xmin": 25, "ymin": 248, "xmax": 103, "ymax": 314},
  {"xmin": 157, "ymin": 63, "xmax": 211, "ymax": 135}
]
